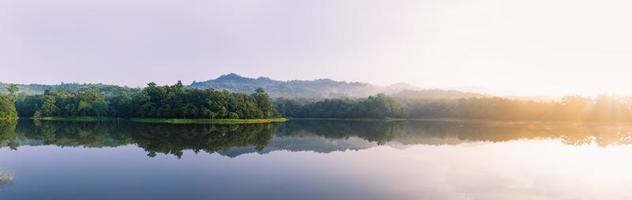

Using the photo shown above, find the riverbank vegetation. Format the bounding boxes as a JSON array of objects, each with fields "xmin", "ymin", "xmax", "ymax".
[
  {"xmin": 9, "ymin": 82, "xmax": 280, "ymax": 123},
  {"xmin": 275, "ymin": 94, "xmax": 401, "ymax": 118},
  {"xmin": 129, "ymin": 118, "xmax": 288, "ymax": 124},
  {"xmin": 276, "ymin": 94, "xmax": 632, "ymax": 122},
  {"xmin": 0, "ymin": 85, "xmax": 18, "ymax": 120},
  {"xmin": 6, "ymin": 83, "xmax": 632, "ymax": 122}
]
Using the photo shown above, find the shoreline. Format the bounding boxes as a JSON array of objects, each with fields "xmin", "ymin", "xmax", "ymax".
[
  {"xmin": 21, "ymin": 116, "xmax": 632, "ymax": 125},
  {"xmin": 287, "ymin": 117, "xmax": 632, "ymax": 125},
  {"xmin": 129, "ymin": 118, "xmax": 288, "ymax": 124},
  {"xmin": 29, "ymin": 117, "xmax": 288, "ymax": 124}
]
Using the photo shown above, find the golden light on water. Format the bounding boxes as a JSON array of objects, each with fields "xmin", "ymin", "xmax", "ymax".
[
  {"xmin": 318, "ymin": 140, "xmax": 632, "ymax": 199},
  {"xmin": 3, "ymin": 120, "xmax": 632, "ymax": 199}
]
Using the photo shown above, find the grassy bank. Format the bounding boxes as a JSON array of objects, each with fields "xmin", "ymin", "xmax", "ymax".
[
  {"xmin": 30, "ymin": 116, "xmax": 288, "ymax": 124},
  {"xmin": 129, "ymin": 118, "xmax": 288, "ymax": 124},
  {"xmin": 33, "ymin": 116, "xmax": 123, "ymax": 122}
]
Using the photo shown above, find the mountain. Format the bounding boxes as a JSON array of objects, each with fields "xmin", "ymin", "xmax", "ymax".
[
  {"xmin": 189, "ymin": 73, "xmax": 380, "ymax": 98},
  {"xmin": 1, "ymin": 73, "xmax": 484, "ymax": 99},
  {"xmin": 190, "ymin": 73, "xmax": 483, "ymax": 99}
]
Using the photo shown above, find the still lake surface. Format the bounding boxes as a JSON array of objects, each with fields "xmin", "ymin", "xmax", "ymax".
[{"xmin": 1, "ymin": 119, "xmax": 632, "ymax": 200}]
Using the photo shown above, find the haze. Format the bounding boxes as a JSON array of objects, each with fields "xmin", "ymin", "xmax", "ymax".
[{"xmin": 1, "ymin": 0, "xmax": 631, "ymax": 96}]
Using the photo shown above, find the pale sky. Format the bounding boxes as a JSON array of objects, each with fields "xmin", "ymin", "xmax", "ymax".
[{"xmin": 1, "ymin": 0, "xmax": 632, "ymax": 96}]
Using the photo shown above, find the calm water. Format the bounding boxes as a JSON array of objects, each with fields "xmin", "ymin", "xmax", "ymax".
[{"xmin": 1, "ymin": 120, "xmax": 632, "ymax": 200}]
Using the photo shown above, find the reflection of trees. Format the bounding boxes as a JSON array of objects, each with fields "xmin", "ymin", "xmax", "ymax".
[
  {"xmin": 8, "ymin": 120, "xmax": 276, "ymax": 158},
  {"xmin": 19, "ymin": 120, "xmax": 132, "ymax": 148},
  {"xmin": 574, "ymin": 125, "xmax": 632, "ymax": 146},
  {"xmin": 419, "ymin": 121, "xmax": 632, "ymax": 147},
  {"xmin": 131, "ymin": 123, "xmax": 274, "ymax": 158},
  {"xmin": 276, "ymin": 120, "xmax": 401, "ymax": 145},
  {"xmin": 279, "ymin": 120, "xmax": 632, "ymax": 147},
  {"xmin": 0, "ymin": 120, "xmax": 17, "ymax": 150},
  {"xmin": 5, "ymin": 120, "xmax": 632, "ymax": 158}
]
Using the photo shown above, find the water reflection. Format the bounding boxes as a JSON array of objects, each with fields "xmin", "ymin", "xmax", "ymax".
[
  {"xmin": 0, "ymin": 121, "xmax": 17, "ymax": 150},
  {"xmin": 4, "ymin": 120, "xmax": 632, "ymax": 200},
  {"xmin": 3, "ymin": 120, "xmax": 275, "ymax": 158},
  {"xmin": 280, "ymin": 120, "xmax": 632, "ymax": 146},
  {"xmin": 2, "ymin": 119, "xmax": 632, "ymax": 157}
]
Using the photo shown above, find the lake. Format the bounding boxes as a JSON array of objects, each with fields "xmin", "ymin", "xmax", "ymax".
[{"xmin": 1, "ymin": 119, "xmax": 632, "ymax": 200}]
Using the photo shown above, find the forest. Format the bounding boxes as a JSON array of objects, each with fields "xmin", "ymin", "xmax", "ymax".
[
  {"xmin": 0, "ymin": 84, "xmax": 18, "ymax": 119},
  {"xmin": 276, "ymin": 94, "xmax": 632, "ymax": 121},
  {"xmin": 9, "ymin": 82, "xmax": 278, "ymax": 120},
  {"xmin": 5, "ymin": 83, "xmax": 632, "ymax": 122},
  {"xmin": 274, "ymin": 94, "xmax": 402, "ymax": 118}
]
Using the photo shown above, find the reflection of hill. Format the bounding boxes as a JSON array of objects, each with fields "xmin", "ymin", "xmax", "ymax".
[
  {"xmin": 220, "ymin": 136, "xmax": 377, "ymax": 157},
  {"xmin": 2, "ymin": 120, "xmax": 632, "ymax": 158}
]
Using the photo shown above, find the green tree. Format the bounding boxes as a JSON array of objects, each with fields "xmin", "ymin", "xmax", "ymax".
[
  {"xmin": 253, "ymin": 88, "xmax": 276, "ymax": 118},
  {"xmin": 34, "ymin": 96, "xmax": 58, "ymax": 118},
  {"xmin": 0, "ymin": 85, "xmax": 18, "ymax": 119}
]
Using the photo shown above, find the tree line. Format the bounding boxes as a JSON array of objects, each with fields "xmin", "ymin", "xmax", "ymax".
[
  {"xmin": 12, "ymin": 81, "xmax": 278, "ymax": 119},
  {"xmin": 276, "ymin": 94, "xmax": 632, "ymax": 122},
  {"xmin": 6, "ymin": 82, "xmax": 632, "ymax": 122},
  {"xmin": 275, "ymin": 94, "xmax": 402, "ymax": 118},
  {"xmin": 0, "ymin": 85, "xmax": 18, "ymax": 119},
  {"xmin": 396, "ymin": 95, "xmax": 632, "ymax": 121}
]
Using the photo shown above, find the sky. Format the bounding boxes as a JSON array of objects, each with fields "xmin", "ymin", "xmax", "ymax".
[{"xmin": 1, "ymin": 0, "xmax": 632, "ymax": 96}]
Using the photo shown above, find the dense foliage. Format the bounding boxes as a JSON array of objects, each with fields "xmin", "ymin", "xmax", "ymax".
[
  {"xmin": 277, "ymin": 94, "xmax": 632, "ymax": 121},
  {"xmin": 397, "ymin": 95, "xmax": 632, "ymax": 121},
  {"xmin": 10, "ymin": 80, "xmax": 632, "ymax": 122},
  {"xmin": 132, "ymin": 82, "xmax": 276, "ymax": 119},
  {"xmin": 0, "ymin": 95, "xmax": 17, "ymax": 119},
  {"xmin": 0, "ymin": 82, "xmax": 138, "ymax": 96},
  {"xmin": 0, "ymin": 85, "xmax": 18, "ymax": 119},
  {"xmin": 275, "ymin": 94, "xmax": 402, "ymax": 118},
  {"xmin": 15, "ymin": 82, "xmax": 278, "ymax": 119}
]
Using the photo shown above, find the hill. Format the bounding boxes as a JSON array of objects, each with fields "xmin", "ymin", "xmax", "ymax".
[
  {"xmin": 190, "ymin": 73, "xmax": 483, "ymax": 99},
  {"xmin": 1, "ymin": 73, "xmax": 484, "ymax": 99},
  {"xmin": 189, "ymin": 73, "xmax": 381, "ymax": 98}
]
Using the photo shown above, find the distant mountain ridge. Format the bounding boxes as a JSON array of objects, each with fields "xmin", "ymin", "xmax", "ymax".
[
  {"xmin": 2, "ymin": 73, "xmax": 485, "ymax": 99},
  {"xmin": 189, "ymin": 73, "xmax": 381, "ymax": 98},
  {"xmin": 190, "ymin": 73, "xmax": 484, "ymax": 99}
]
